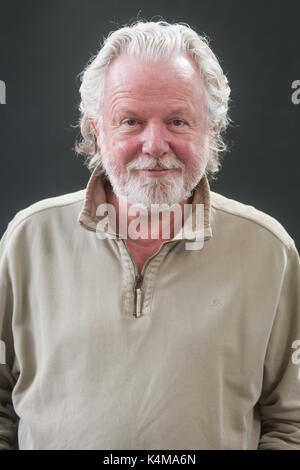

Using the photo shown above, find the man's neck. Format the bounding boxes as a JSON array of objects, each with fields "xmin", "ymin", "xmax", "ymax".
[{"xmin": 105, "ymin": 183, "xmax": 193, "ymax": 273}]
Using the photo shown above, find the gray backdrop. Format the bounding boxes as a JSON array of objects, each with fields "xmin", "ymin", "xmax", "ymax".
[{"xmin": 0, "ymin": 0, "xmax": 299, "ymax": 246}]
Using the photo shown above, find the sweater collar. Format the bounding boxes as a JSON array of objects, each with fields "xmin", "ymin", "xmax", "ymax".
[{"xmin": 77, "ymin": 163, "xmax": 213, "ymax": 243}]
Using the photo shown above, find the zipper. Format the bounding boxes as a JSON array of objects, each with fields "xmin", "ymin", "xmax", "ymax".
[
  {"xmin": 79, "ymin": 222, "xmax": 146, "ymax": 317},
  {"xmin": 134, "ymin": 274, "xmax": 143, "ymax": 318},
  {"xmin": 121, "ymin": 238, "xmax": 179, "ymax": 318}
]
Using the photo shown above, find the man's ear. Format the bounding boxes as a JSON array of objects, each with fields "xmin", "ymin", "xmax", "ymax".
[
  {"xmin": 88, "ymin": 117, "xmax": 99, "ymax": 138},
  {"xmin": 208, "ymin": 121, "xmax": 215, "ymax": 135}
]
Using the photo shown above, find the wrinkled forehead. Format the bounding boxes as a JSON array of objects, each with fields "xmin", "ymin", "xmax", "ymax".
[
  {"xmin": 103, "ymin": 53, "xmax": 206, "ymax": 109},
  {"xmin": 106, "ymin": 52, "xmax": 202, "ymax": 80}
]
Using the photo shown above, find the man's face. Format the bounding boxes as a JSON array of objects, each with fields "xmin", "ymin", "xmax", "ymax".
[{"xmin": 98, "ymin": 53, "xmax": 210, "ymax": 207}]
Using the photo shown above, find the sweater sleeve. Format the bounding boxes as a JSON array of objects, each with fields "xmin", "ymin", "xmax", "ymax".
[
  {"xmin": 258, "ymin": 241, "xmax": 300, "ymax": 450},
  {"xmin": 0, "ymin": 229, "xmax": 19, "ymax": 450}
]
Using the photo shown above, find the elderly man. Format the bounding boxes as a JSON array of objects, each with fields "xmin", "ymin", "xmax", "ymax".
[{"xmin": 0, "ymin": 21, "xmax": 299, "ymax": 451}]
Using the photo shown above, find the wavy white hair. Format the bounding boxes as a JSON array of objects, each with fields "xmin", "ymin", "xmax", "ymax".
[{"xmin": 74, "ymin": 20, "xmax": 231, "ymax": 180}]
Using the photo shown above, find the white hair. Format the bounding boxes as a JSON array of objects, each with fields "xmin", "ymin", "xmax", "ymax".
[{"xmin": 74, "ymin": 20, "xmax": 231, "ymax": 179}]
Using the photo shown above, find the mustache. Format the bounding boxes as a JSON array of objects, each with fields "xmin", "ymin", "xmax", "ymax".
[{"xmin": 126, "ymin": 156, "xmax": 185, "ymax": 172}]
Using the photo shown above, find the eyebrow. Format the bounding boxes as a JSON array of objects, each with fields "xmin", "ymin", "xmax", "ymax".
[{"xmin": 113, "ymin": 106, "xmax": 193, "ymax": 120}]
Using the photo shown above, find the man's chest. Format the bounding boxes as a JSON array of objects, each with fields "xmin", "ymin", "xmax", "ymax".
[{"xmin": 14, "ymin": 233, "xmax": 280, "ymax": 379}]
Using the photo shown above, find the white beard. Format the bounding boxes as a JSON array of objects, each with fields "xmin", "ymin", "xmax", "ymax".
[{"xmin": 99, "ymin": 146, "xmax": 207, "ymax": 208}]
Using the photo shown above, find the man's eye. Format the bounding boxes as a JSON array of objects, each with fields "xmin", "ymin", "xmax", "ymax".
[
  {"xmin": 124, "ymin": 119, "xmax": 138, "ymax": 127},
  {"xmin": 172, "ymin": 119, "xmax": 185, "ymax": 127}
]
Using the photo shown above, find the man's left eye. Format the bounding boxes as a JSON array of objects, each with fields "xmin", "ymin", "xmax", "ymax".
[{"xmin": 172, "ymin": 119, "xmax": 185, "ymax": 127}]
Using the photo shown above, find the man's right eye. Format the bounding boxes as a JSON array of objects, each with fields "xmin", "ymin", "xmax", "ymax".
[{"xmin": 124, "ymin": 119, "xmax": 137, "ymax": 127}]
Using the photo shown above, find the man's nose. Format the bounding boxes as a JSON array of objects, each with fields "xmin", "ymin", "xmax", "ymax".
[{"xmin": 141, "ymin": 122, "xmax": 170, "ymax": 157}]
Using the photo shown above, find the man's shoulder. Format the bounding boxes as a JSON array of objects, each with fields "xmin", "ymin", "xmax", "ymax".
[
  {"xmin": 4, "ymin": 189, "xmax": 86, "ymax": 239},
  {"xmin": 210, "ymin": 191, "xmax": 295, "ymax": 251}
]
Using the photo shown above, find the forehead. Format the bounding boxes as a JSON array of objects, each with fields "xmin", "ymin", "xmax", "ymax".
[{"xmin": 103, "ymin": 53, "xmax": 206, "ymax": 113}]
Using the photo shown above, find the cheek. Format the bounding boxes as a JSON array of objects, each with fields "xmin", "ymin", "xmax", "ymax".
[
  {"xmin": 173, "ymin": 135, "xmax": 209, "ymax": 167},
  {"xmin": 173, "ymin": 141, "xmax": 200, "ymax": 166},
  {"xmin": 111, "ymin": 138, "xmax": 141, "ymax": 166}
]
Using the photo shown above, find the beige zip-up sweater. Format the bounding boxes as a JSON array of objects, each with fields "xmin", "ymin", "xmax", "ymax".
[{"xmin": 0, "ymin": 166, "xmax": 300, "ymax": 450}]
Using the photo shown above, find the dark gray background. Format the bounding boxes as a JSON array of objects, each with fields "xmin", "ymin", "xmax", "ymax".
[{"xmin": 0, "ymin": 0, "xmax": 299, "ymax": 245}]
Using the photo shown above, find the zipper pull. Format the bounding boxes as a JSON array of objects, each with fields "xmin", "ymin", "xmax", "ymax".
[
  {"xmin": 134, "ymin": 274, "xmax": 143, "ymax": 317},
  {"xmin": 135, "ymin": 288, "xmax": 142, "ymax": 317}
]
